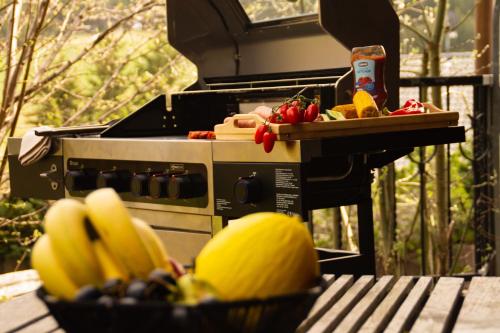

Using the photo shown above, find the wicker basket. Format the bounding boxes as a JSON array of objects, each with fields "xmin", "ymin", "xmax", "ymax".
[{"xmin": 37, "ymin": 285, "xmax": 322, "ymax": 333}]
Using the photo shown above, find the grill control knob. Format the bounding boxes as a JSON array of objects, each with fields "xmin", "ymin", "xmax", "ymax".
[
  {"xmin": 149, "ymin": 174, "xmax": 169, "ymax": 198},
  {"xmin": 130, "ymin": 173, "xmax": 150, "ymax": 196},
  {"xmin": 97, "ymin": 170, "xmax": 131, "ymax": 192},
  {"xmin": 65, "ymin": 169, "xmax": 97, "ymax": 191},
  {"xmin": 233, "ymin": 176, "xmax": 262, "ymax": 204},
  {"xmin": 168, "ymin": 174, "xmax": 206, "ymax": 199}
]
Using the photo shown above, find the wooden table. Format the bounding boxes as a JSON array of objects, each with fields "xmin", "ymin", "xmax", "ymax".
[{"xmin": 2, "ymin": 274, "xmax": 500, "ymax": 333}]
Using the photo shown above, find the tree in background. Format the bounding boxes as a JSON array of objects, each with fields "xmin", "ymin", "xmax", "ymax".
[
  {"xmin": 0, "ymin": 0, "xmax": 196, "ymax": 183},
  {"xmin": 0, "ymin": 0, "xmax": 195, "ymax": 271},
  {"xmin": 240, "ymin": 0, "xmax": 317, "ymax": 21},
  {"xmin": 389, "ymin": 0, "xmax": 476, "ymax": 275}
]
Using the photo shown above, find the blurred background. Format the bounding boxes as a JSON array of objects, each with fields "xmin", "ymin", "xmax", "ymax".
[{"xmin": 0, "ymin": 0, "xmax": 490, "ymax": 286}]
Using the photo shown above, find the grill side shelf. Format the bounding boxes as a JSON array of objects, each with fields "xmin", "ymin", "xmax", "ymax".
[{"xmin": 214, "ymin": 112, "xmax": 459, "ymax": 141}]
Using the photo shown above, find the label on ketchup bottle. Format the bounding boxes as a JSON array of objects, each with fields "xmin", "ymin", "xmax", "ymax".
[{"xmin": 353, "ymin": 59, "xmax": 376, "ymax": 93}]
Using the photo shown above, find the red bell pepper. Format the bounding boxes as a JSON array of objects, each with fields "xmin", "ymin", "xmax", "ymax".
[
  {"xmin": 389, "ymin": 108, "xmax": 424, "ymax": 116},
  {"xmin": 390, "ymin": 99, "xmax": 426, "ymax": 116},
  {"xmin": 403, "ymin": 99, "xmax": 424, "ymax": 109}
]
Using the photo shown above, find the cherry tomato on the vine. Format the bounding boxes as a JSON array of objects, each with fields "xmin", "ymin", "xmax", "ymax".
[
  {"xmin": 291, "ymin": 100, "xmax": 304, "ymax": 110},
  {"xmin": 263, "ymin": 131, "xmax": 277, "ymax": 153},
  {"xmin": 304, "ymin": 103, "xmax": 319, "ymax": 122},
  {"xmin": 270, "ymin": 111, "xmax": 287, "ymax": 123},
  {"xmin": 298, "ymin": 108, "xmax": 305, "ymax": 122},
  {"xmin": 254, "ymin": 124, "xmax": 268, "ymax": 144},
  {"xmin": 268, "ymin": 113, "xmax": 279, "ymax": 124},
  {"xmin": 278, "ymin": 104, "xmax": 289, "ymax": 123},
  {"xmin": 286, "ymin": 106, "xmax": 300, "ymax": 125}
]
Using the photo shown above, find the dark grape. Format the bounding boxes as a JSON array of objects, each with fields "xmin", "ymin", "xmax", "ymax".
[
  {"xmin": 148, "ymin": 268, "xmax": 177, "ymax": 286},
  {"xmin": 126, "ymin": 280, "xmax": 148, "ymax": 300},
  {"xmin": 102, "ymin": 278, "xmax": 124, "ymax": 297},
  {"xmin": 119, "ymin": 297, "xmax": 138, "ymax": 305},
  {"xmin": 146, "ymin": 268, "xmax": 179, "ymax": 300},
  {"xmin": 97, "ymin": 295, "xmax": 114, "ymax": 307},
  {"xmin": 145, "ymin": 282, "xmax": 168, "ymax": 301},
  {"xmin": 75, "ymin": 285, "xmax": 102, "ymax": 301}
]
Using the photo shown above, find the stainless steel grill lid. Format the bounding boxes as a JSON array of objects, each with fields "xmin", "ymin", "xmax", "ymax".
[{"xmin": 166, "ymin": 0, "xmax": 399, "ymax": 110}]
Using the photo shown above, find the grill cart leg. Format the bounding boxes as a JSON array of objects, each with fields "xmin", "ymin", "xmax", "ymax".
[
  {"xmin": 356, "ymin": 193, "xmax": 376, "ymax": 275},
  {"xmin": 317, "ymin": 179, "xmax": 376, "ymax": 277}
]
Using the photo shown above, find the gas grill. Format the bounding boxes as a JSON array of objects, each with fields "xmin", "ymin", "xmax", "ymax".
[{"xmin": 8, "ymin": 0, "xmax": 464, "ymax": 274}]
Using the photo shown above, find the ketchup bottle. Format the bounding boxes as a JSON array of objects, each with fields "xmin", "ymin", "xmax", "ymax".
[{"xmin": 351, "ymin": 45, "xmax": 388, "ymax": 109}]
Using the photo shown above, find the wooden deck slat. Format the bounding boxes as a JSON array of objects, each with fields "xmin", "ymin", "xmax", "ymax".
[
  {"xmin": 9, "ymin": 316, "xmax": 63, "ymax": 333},
  {"xmin": 358, "ymin": 276, "xmax": 415, "ymax": 333},
  {"xmin": 307, "ymin": 275, "xmax": 374, "ymax": 333},
  {"xmin": 0, "ymin": 269, "xmax": 40, "ymax": 300},
  {"xmin": 384, "ymin": 276, "xmax": 433, "ymax": 333},
  {"xmin": 297, "ymin": 275, "xmax": 353, "ymax": 333},
  {"xmin": 409, "ymin": 277, "xmax": 464, "ymax": 333},
  {"xmin": 453, "ymin": 277, "xmax": 500, "ymax": 333},
  {"xmin": 0, "ymin": 270, "xmax": 39, "ymax": 288},
  {"xmin": 322, "ymin": 274, "xmax": 336, "ymax": 288},
  {"xmin": 333, "ymin": 275, "xmax": 395, "ymax": 333},
  {"xmin": 0, "ymin": 280, "xmax": 41, "ymax": 300},
  {"xmin": 4, "ymin": 274, "xmax": 500, "ymax": 333},
  {"xmin": 0, "ymin": 291, "xmax": 60, "ymax": 333}
]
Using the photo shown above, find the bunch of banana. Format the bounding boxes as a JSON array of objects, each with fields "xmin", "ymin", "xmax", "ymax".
[{"xmin": 31, "ymin": 188, "xmax": 173, "ymax": 300}]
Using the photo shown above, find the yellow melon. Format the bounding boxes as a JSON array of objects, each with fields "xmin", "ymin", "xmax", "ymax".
[{"xmin": 195, "ymin": 212, "xmax": 319, "ymax": 300}]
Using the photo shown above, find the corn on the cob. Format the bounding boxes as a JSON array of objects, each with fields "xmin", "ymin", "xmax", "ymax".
[
  {"xmin": 353, "ymin": 91, "xmax": 380, "ymax": 118},
  {"xmin": 332, "ymin": 104, "xmax": 358, "ymax": 119}
]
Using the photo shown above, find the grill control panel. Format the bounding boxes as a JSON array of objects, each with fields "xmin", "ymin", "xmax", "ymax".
[
  {"xmin": 65, "ymin": 159, "xmax": 208, "ymax": 208},
  {"xmin": 213, "ymin": 162, "xmax": 304, "ymax": 218}
]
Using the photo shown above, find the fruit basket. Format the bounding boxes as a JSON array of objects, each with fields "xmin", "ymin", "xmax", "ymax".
[{"xmin": 37, "ymin": 285, "xmax": 322, "ymax": 333}]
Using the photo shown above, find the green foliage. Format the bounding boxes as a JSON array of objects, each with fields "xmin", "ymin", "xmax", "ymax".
[
  {"xmin": 397, "ymin": 0, "xmax": 474, "ymax": 53},
  {"xmin": 240, "ymin": 0, "xmax": 318, "ymax": 22},
  {"xmin": 0, "ymin": 198, "xmax": 44, "ymax": 220},
  {"xmin": 448, "ymin": 0, "xmax": 475, "ymax": 51},
  {"xmin": 0, "ymin": 198, "xmax": 45, "ymax": 270},
  {"xmin": 313, "ymin": 143, "xmax": 476, "ymax": 276},
  {"xmin": 391, "ymin": 144, "xmax": 474, "ymax": 275},
  {"xmin": 28, "ymin": 33, "xmax": 196, "ymax": 126}
]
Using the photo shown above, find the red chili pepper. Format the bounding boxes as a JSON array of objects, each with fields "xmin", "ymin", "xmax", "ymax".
[
  {"xmin": 254, "ymin": 124, "xmax": 268, "ymax": 144},
  {"xmin": 263, "ymin": 131, "xmax": 277, "ymax": 153}
]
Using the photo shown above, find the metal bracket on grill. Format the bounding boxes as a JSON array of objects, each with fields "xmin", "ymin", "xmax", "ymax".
[
  {"xmin": 39, "ymin": 163, "xmax": 60, "ymax": 191},
  {"xmin": 306, "ymin": 155, "xmax": 355, "ymax": 182},
  {"xmin": 101, "ymin": 95, "xmax": 170, "ymax": 138},
  {"xmin": 367, "ymin": 148, "xmax": 414, "ymax": 169}
]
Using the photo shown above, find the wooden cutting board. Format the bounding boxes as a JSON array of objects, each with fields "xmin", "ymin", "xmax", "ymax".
[{"xmin": 214, "ymin": 112, "xmax": 459, "ymax": 141}]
